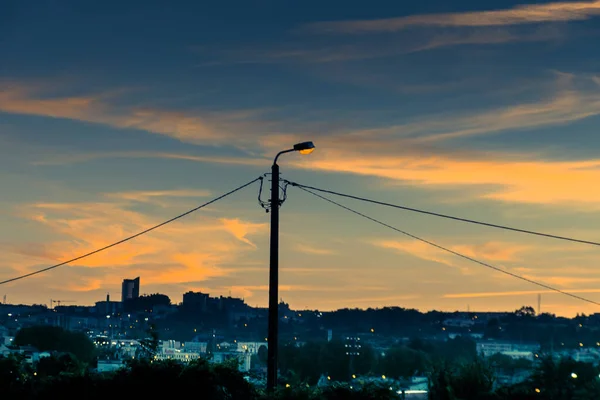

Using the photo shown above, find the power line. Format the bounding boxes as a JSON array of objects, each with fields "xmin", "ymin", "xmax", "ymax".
[
  {"xmin": 294, "ymin": 185, "xmax": 600, "ymax": 307},
  {"xmin": 285, "ymin": 181, "xmax": 600, "ymax": 248},
  {"xmin": 0, "ymin": 177, "xmax": 262, "ymax": 286}
]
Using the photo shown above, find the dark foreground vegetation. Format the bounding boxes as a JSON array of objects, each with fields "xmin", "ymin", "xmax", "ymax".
[{"xmin": 2, "ymin": 352, "xmax": 600, "ymax": 400}]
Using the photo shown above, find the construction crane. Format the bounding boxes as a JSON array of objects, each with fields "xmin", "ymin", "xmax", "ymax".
[{"xmin": 50, "ymin": 299, "xmax": 75, "ymax": 308}]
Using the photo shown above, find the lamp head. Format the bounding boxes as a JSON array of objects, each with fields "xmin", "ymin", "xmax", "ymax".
[{"xmin": 293, "ymin": 141, "xmax": 315, "ymax": 155}]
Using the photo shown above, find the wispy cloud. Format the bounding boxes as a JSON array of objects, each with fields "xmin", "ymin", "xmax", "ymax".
[
  {"xmin": 444, "ymin": 288, "xmax": 600, "ymax": 299},
  {"xmin": 33, "ymin": 151, "xmax": 268, "ymax": 167},
  {"xmin": 317, "ymin": 294, "xmax": 421, "ymax": 306},
  {"xmin": 209, "ymin": 25, "xmax": 562, "ymax": 65},
  {"xmin": 411, "ymin": 90, "xmax": 600, "ymax": 143},
  {"xmin": 451, "ymin": 242, "xmax": 529, "ymax": 262},
  {"xmin": 374, "ymin": 240, "xmax": 463, "ymax": 271},
  {"xmin": 294, "ymin": 243, "xmax": 336, "ymax": 255},
  {"xmin": 105, "ymin": 189, "xmax": 212, "ymax": 204},
  {"xmin": 374, "ymin": 239, "xmax": 528, "ymax": 273},
  {"xmin": 219, "ymin": 218, "xmax": 267, "ymax": 248},
  {"xmin": 0, "ymin": 83, "xmax": 269, "ymax": 147},
  {"xmin": 309, "ymin": 87, "xmax": 600, "ymax": 145},
  {"xmin": 302, "ymin": 1, "xmax": 600, "ymax": 34}
]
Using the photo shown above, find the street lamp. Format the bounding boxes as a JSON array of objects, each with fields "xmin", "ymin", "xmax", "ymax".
[{"xmin": 267, "ymin": 140, "xmax": 315, "ymax": 392}]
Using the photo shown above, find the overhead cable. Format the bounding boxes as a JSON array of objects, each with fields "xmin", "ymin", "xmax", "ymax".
[
  {"xmin": 294, "ymin": 185, "xmax": 600, "ymax": 307},
  {"xmin": 285, "ymin": 181, "xmax": 600, "ymax": 248}
]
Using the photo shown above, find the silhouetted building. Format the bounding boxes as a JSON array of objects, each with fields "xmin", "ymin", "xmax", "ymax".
[
  {"xmin": 121, "ymin": 277, "xmax": 140, "ymax": 303},
  {"xmin": 95, "ymin": 293, "xmax": 122, "ymax": 315},
  {"xmin": 183, "ymin": 291, "xmax": 209, "ymax": 312}
]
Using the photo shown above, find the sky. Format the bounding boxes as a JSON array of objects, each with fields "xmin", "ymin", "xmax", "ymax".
[{"xmin": 2, "ymin": 0, "xmax": 600, "ymax": 317}]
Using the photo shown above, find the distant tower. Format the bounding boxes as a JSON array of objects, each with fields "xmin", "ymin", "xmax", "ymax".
[
  {"xmin": 538, "ymin": 294, "xmax": 541, "ymax": 315},
  {"xmin": 107, "ymin": 293, "xmax": 110, "ymax": 302},
  {"xmin": 121, "ymin": 277, "xmax": 140, "ymax": 303}
]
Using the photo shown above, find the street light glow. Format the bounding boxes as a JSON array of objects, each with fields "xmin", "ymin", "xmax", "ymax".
[{"xmin": 293, "ymin": 141, "xmax": 315, "ymax": 155}]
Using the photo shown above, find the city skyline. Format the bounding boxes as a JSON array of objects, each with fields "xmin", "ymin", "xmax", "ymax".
[{"xmin": 3, "ymin": 0, "xmax": 600, "ymax": 317}]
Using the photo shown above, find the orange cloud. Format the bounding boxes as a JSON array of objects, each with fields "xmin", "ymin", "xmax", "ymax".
[
  {"xmin": 62, "ymin": 278, "xmax": 105, "ymax": 292},
  {"xmin": 294, "ymin": 149, "xmax": 600, "ymax": 207},
  {"xmin": 451, "ymin": 242, "xmax": 529, "ymax": 262},
  {"xmin": 0, "ymin": 84, "xmax": 267, "ymax": 147},
  {"xmin": 3, "ymin": 198, "xmax": 265, "ymax": 291},
  {"xmin": 219, "ymin": 218, "xmax": 267, "ymax": 248},
  {"xmin": 303, "ymin": 1, "xmax": 600, "ymax": 34},
  {"xmin": 105, "ymin": 189, "xmax": 212, "ymax": 204}
]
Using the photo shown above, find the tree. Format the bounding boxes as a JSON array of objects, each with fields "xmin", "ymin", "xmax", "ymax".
[
  {"xmin": 0, "ymin": 354, "xmax": 30, "ymax": 396},
  {"xmin": 14, "ymin": 326, "xmax": 96, "ymax": 364},
  {"xmin": 36, "ymin": 353, "xmax": 83, "ymax": 378},
  {"xmin": 428, "ymin": 357, "xmax": 496, "ymax": 400},
  {"xmin": 515, "ymin": 306, "xmax": 536, "ymax": 318},
  {"xmin": 279, "ymin": 342, "xmax": 324, "ymax": 384},
  {"xmin": 485, "ymin": 318, "xmax": 502, "ymax": 339},
  {"xmin": 378, "ymin": 345, "xmax": 429, "ymax": 379},
  {"xmin": 428, "ymin": 362, "xmax": 456, "ymax": 400},
  {"xmin": 451, "ymin": 358, "xmax": 496, "ymax": 400},
  {"xmin": 525, "ymin": 356, "xmax": 600, "ymax": 400}
]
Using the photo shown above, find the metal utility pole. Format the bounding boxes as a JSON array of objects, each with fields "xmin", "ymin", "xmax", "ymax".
[
  {"xmin": 267, "ymin": 162, "xmax": 280, "ymax": 391},
  {"xmin": 266, "ymin": 141, "xmax": 315, "ymax": 392}
]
